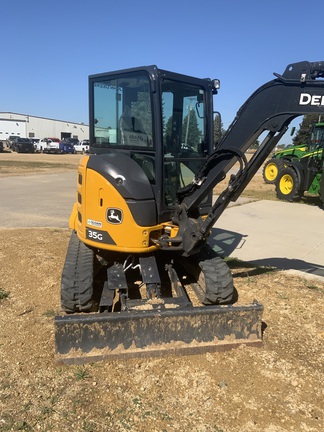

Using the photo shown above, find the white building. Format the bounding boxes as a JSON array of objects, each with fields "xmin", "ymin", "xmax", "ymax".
[{"xmin": 0, "ymin": 112, "xmax": 89, "ymax": 142}]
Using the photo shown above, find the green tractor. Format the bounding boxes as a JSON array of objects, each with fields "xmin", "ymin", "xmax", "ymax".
[
  {"xmin": 275, "ymin": 142, "xmax": 324, "ymax": 203},
  {"xmin": 263, "ymin": 121, "xmax": 324, "ymax": 184}
]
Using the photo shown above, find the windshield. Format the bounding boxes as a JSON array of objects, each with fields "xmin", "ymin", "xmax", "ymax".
[{"xmin": 92, "ymin": 74, "xmax": 153, "ymax": 149}]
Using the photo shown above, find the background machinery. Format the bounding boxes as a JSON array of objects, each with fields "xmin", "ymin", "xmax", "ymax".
[
  {"xmin": 275, "ymin": 133, "xmax": 324, "ymax": 202},
  {"xmin": 262, "ymin": 121, "xmax": 324, "ymax": 184},
  {"xmin": 55, "ymin": 61, "xmax": 324, "ymax": 363}
]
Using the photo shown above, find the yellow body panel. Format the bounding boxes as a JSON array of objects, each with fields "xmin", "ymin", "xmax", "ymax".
[{"xmin": 69, "ymin": 155, "xmax": 179, "ymax": 253}]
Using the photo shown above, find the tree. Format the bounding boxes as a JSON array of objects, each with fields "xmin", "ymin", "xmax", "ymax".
[
  {"xmin": 292, "ymin": 114, "xmax": 321, "ymax": 146},
  {"xmin": 182, "ymin": 109, "xmax": 201, "ymax": 150},
  {"xmin": 249, "ymin": 139, "xmax": 260, "ymax": 150},
  {"xmin": 213, "ymin": 114, "xmax": 225, "ymax": 146},
  {"xmin": 164, "ymin": 116, "xmax": 173, "ymax": 145},
  {"xmin": 131, "ymin": 92, "xmax": 152, "ymax": 134}
]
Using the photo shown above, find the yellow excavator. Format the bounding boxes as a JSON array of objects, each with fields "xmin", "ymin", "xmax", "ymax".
[{"xmin": 55, "ymin": 61, "xmax": 324, "ymax": 363}]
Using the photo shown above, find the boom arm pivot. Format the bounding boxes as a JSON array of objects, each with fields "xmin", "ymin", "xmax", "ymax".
[{"xmin": 159, "ymin": 61, "xmax": 324, "ymax": 255}]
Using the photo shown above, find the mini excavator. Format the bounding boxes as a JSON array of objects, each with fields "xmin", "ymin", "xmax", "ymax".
[{"xmin": 55, "ymin": 61, "xmax": 324, "ymax": 363}]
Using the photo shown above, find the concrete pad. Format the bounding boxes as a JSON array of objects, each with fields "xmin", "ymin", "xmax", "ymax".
[
  {"xmin": 209, "ymin": 200, "xmax": 324, "ymax": 279},
  {"xmin": 0, "ymin": 172, "xmax": 76, "ymax": 228},
  {"xmin": 1, "ymin": 172, "xmax": 324, "ymax": 280}
]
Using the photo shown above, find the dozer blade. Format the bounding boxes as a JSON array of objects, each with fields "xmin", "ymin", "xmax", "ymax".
[{"xmin": 54, "ymin": 302, "xmax": 263, "ymax": 364}]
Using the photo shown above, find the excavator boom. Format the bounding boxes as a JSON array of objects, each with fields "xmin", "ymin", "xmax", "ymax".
[{"xmin": 165, "ymin": 61, "xmax": 324, "ymax": 255}]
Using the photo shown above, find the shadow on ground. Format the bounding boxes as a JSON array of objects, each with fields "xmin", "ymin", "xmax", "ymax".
[{"xmin": 210, "ymin": 227, "xmax": 324, "ymax": 278}]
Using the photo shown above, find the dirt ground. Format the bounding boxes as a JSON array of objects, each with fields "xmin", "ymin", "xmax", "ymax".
[{"xmin": 0, "ymin": 151, "xmax": 323, "ymax": 432}]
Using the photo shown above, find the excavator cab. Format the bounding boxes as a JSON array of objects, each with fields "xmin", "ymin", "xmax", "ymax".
[{"xmin": 89, "ymin": 66, "xmax": 216, "ymax": 223}]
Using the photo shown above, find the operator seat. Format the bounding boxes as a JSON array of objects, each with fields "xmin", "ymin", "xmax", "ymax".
[{"xmin": 119, "ymin": 106, "xmax": 145, "ymax": 134}]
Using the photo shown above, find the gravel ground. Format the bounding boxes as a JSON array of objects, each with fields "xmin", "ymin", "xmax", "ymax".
[{"xmin": 0, "ymin": 152, "xmax": 323, "ymax": 432}]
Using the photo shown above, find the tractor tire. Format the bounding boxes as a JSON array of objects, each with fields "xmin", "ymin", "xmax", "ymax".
[
  {"xmin": 262, "ymin": 158, "xmax": 284, "ymax": 184},
  {"xmin": 61, "ymin": 231, "xmax": 94, "ymax": 313},
  {"xmin": 275, "ymin": 166, "xmax": 302, "ymax": 202},
  {"xmin": 181, "ymin": 244, "xmax": 237, "ymax": 305}
]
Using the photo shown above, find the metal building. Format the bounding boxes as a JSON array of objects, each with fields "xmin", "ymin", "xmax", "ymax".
[{"xmin": 0, "ymin": 112, "xmax": 89, "ymax": 142}]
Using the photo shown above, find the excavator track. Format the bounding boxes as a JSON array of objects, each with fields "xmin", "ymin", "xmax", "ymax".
[
  {"xmin": 55, "ymin": 239, "xmax": 263, "ymax": 364},
  {"xmin": 61, "ymin": 231, "xmax": 94, "ymax": 313}
]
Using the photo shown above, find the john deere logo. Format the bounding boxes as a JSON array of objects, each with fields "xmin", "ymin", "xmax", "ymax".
[{"xmin": 106, "ymin": 208, "xmax": 123, "ymax": 224}]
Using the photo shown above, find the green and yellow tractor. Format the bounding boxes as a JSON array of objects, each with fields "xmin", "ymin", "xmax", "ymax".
[
  {"xmin": 275, "ymin": 140, "xmax": 324, "ymax": 203},
  {"xmin": 263, "ymin": 121, "xmax": 324, "ymax": 184}
]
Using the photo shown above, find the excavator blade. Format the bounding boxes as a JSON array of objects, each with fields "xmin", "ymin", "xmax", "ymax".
[{"xmin": 54, "ymin": 302, "xmax": 263, "ymax": 364}]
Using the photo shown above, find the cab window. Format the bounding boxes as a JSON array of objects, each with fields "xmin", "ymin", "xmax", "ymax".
[
  {"xmin": 92, "ymin": 75, "xmax": 153, "ymax": 148},
  {"xmin": 162, "ymin": 79, "xmax": 207, "ymax": 207}
]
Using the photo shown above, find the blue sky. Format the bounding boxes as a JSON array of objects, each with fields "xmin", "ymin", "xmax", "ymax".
[{"xmin": 2, "ymin": 0, "xmax": 322, "ymax": 144}]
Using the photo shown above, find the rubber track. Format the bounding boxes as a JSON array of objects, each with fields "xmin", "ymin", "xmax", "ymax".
[{"xmin": 61, "ymin": 231, "xmax": 94, "ymax": 312}]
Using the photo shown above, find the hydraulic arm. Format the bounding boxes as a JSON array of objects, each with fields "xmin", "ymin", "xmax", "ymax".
[{"xmin": 162, "ymin": 61, "xmax": 324, "ymax": 255}]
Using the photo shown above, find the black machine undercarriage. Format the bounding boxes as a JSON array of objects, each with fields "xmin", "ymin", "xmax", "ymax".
[{"xmin": 56, "ymin": 232, "xmax": 263, "ymax": 363}]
